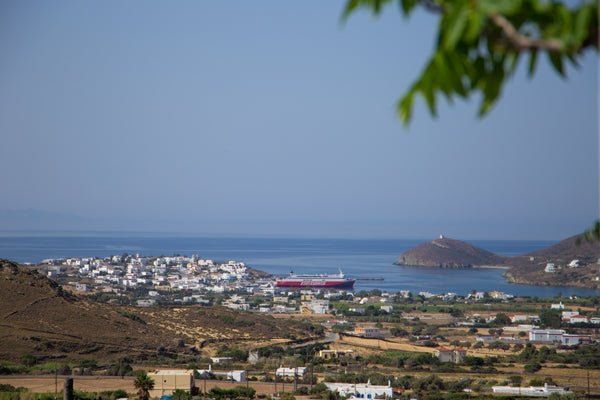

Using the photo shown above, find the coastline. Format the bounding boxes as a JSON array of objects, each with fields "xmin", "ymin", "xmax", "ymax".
[{"xmin": 394, "ymin": 263, "xmax": 509, "ymax": 270}]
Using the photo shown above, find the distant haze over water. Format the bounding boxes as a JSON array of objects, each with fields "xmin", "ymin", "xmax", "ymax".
[{"xmin": 1, "ymin": 235, "xmax": 598, "ymax": 297}]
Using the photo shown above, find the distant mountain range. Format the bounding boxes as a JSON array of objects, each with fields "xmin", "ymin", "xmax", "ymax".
[{"xmin": 395, "ymin": 234, "xmax": 600, "ymax": 290}]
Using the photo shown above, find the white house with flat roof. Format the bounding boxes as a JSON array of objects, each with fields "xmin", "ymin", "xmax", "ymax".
[
  {"xmin": 492, "ymin": 383, "xmax": 572, "ymax": 397},
  {"xmin": 276, "ymin": 367, "xmax": 306, "ymax": 377},
  {"xmin": 325, "ymin": 380, "xmax": 393, "ymax": 399},
  {"xmin": 529, "ymin": 329, "xmax": 565, "ymax": 343}
]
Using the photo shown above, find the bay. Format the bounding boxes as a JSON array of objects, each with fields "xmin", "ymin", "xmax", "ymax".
[{"xmin": 0, "ymin": 235, "xmax": 598, "ymax": 298}]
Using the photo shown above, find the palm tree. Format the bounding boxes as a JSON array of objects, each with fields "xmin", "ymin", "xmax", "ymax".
[{"xmin": 134, "ymin": 372, "xmax": 155, "ymax": 400}]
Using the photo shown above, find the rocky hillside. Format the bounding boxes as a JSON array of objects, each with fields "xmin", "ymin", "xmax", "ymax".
[
  {"xmin": 0, "ymin": 259, "xmax": 317, "ymax": 363},
  {"xmin": 395, "ymin": 236, "xmax": 508, "ymax": 268},
  {"xmin": 503, "ymin": 235, "xmax": 600, "ymax": 289},
  {"xmin": 395, "ymin": 234, "xmax": 600, "ymax": 289}
]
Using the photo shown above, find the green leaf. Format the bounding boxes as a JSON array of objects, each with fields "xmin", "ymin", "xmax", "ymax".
[
  {"xmin": 414, "ymin": 62, "xmax": 439, "ymax": 117},
  {"xmin": 443, "ymin": 4, "xmax": 470, "ymax": 51},
  {"xmin": 398, "ymin": 92, "xmax": 414, "ymax": 126},
  {"xmin": 507, "ymin": 53, "xmax": 520, "ymax": 76},
  {"xmin": 464, "ymin": 12, "xmax": 483, "ymax": 43},
  {"xmin": 548, "ymin": 52, "xmax": 565, "ymax": 77},
  {"xmin": 527, "ymin": 49, "xmax": 538, "ymax": 78},
  {"xmin": 400, "ymin": 0, "xmax": 418, "ymax": 15},
  {"xmin": 341, "ymin": 0, "xmax": 393, "ymax": 21},
  {"xmin": 477, "ymin": 0, "xmax": 521, "ymax": 16},
  {"xmin": 477, "ymin": 61, "xmax": 504, "ymax": 117},
  {"xmin": 341, "ymin": 0, "xmax": 361, "ymax": 21},
  {"xmin": 573, "ymin": 4, "xmax": 593, "ymax": 46}
]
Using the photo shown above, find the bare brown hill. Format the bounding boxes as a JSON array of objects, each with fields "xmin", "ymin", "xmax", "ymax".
[
  {"xmin": 394, "ymin": 236, "xmax": 508, "ymax": 268},
  {"xmin": 395, "ymin": 234, "xmax": 600, "ymax": 289},
  {"xmin": 0, "ymin": 259, "xmax": 317, "ymax": 363},
  {"xmin": 503, "ymin": 235, "xmax": 600, "ymax": 289}
]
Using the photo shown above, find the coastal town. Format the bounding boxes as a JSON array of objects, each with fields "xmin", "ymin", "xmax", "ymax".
[
  {"xmin": 3, "ymin": 1, "xmax": 598, "ymax": 400},
  {"xmin": 1, "ymin": 252, "xmax": 600, "ymax": 400},
  {"xmin": 35, "ymin": 254, "xmax": 600, "ymax": 323}
]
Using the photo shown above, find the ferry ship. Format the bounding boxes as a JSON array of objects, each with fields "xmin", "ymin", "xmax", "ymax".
[{"xmin": 275, "ymin": 269, "xmax": 355, "ymax": 289}]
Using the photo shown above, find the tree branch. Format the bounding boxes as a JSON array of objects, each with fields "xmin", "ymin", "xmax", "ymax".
[{"xmin": 488, "ymin": 13, "xmax": 564, "ymax": 52}]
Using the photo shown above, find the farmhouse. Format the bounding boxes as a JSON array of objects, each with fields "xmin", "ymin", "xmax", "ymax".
[
  {"xmin": 433, "ymin": 347, "xmax": 467, "ymax": 363},
  {"xmin": 148, "ymin": 370, "xmax": 194, "ymax": 397}
]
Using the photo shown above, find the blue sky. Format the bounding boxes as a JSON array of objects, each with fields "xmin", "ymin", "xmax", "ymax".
[{"xmin": 0, "ymin": 1, "xmax": 597, "ymax": 240}]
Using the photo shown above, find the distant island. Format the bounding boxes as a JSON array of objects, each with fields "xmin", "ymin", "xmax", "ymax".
[{"xmin": 395, "ymin": 234, "xmax": 600, "ymax": 290}]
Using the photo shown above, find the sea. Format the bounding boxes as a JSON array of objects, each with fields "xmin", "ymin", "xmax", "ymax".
[{"xmin": 1, "ymin": 235, "xmax": 599, "ymax": 298}]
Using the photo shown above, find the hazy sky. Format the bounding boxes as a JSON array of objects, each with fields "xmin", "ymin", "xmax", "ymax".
[{"xmin": 1, "ymin": 1, "xmax": 597, "ymax": 240}]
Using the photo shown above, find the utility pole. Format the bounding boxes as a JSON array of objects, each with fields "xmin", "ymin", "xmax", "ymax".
[
  {"xmin": 294, "ymin": 360, "xmax": 297, "ymax": 393},
  {"xmin": 587, "ymin": 370, "xmax": 590, "ymax": 400},
  {"xmin": 309, "ymin": 348, "xmax": 314, "ymax": 393}
]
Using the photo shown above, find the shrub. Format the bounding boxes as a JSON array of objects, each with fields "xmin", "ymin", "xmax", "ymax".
[
  {"xmin": 20, "ymin": 354, "xmax": 35, "ymax": 367},
  {"xmin": 172, "ymin": 389, "xmax": 192, "ymax": 400},
  {"xmin": 524, "ymin": 363, "xmax": 542, "ymax": 373}
]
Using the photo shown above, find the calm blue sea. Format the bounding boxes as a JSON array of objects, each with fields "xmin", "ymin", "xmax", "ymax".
[{"xmin": 1, "ymin": 235, "xmax": 598, "ymax": 298}]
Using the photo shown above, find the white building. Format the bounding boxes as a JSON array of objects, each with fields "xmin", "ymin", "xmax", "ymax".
[
  {"xmin": 197, "ymin": 366, "xmax": 246, "ymax": 382},
  {"xmin": 351, "ymin": 326, "xmax": 391, "ymax": 338},
  {"xmin": 562, "ymin": 311, "xmax": 579, "ymax": 318},
  {"xmin": 136, "ymin": 299, "xmax": 156, "ymax": 307},
  {"xmin": 509, "ymin": 313, "xmax": 529, "ymax": 323},
  {"xmin": 276, "ymin": 367, "xmax": 306, "ymax": 377},
  {"xmin": 380, "ymin": 305, "xmax": 393, "ymax": 313},
  {"xmin": 529, "ymin": 329, "xmax": 565, "ymax": 343},
  {"xmin": 492, "ymin": 384, "xmax": 572, "ymax": 397},
  {"xmin": 211, "ymin": 357, "xmax": 233, "ymax": 363},
  {"xmin": 561, "ymin": 334, "xmax": 594, "ymax": 346},
  {"xmin": 325, "ymin": 380, "xmax": 393, "ymax": 399},
  {"xmin": 544, "ymin": 263, "xmax": 557, "ymax": 273},
  {"xmin": 529, "ymin": 329, "xmax": 593, "ymax": 345},
  {"xmin": 563, "ymin": 314, "xmax": 589, "ymax": 324}
]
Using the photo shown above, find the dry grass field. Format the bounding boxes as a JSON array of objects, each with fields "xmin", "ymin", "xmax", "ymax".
[{"xmin": 0, "ymin": 376, "xmax": 297, "ymax": 397}]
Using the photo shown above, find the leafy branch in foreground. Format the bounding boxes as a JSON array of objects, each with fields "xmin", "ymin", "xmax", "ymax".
[
  {"xmin": 342, "ymin": 0, "xmax": 598, "ymax": 125},
  {"xmin": 577, "ymin": 220, "xmax": 600, "ymax": 245}
]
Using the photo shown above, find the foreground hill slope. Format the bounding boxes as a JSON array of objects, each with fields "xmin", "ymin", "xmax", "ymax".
[
  {"xmin": 394, "ymin": 236, "xmax": 508, "ymax": 268},
  {"xmin": 0, "ymin": 259, "xmax": 315, "ymax": 362}
]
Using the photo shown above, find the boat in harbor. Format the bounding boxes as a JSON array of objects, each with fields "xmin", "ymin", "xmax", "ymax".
[{"xmin": 275, "ymin": 269, "xmax": 355, "ymax": 289}]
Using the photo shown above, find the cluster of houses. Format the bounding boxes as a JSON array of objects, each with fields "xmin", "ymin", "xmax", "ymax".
[
  {"xmin": 485, "ymin": 312, "xmax": 541, "ymax": 324},
  {"xmin": 544, "ymin": 259, "xmax": 585, "ymax": 273},
  {"xmin": 478, "ymin": 302, "xmax": 599, "ymax": 328},
  {"xmin": 44, "ymin": 254, "xmax": 279, "ymax": 300},
  {"xmin": 416, "ymin": 290, "xmax": 513, "ymax": 301}
]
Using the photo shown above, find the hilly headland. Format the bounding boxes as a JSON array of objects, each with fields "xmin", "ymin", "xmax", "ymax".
[{"xmin": 395, "ymin": 234, "xmax": 600, "ymax": 290}]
